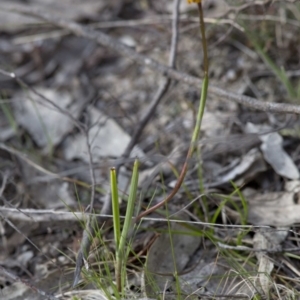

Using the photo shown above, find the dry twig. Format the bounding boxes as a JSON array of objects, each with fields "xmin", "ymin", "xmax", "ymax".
[
  {"xmin": 118, "ymin": 0, "xmax": 180, "ymax": 167},
  {"xmin": 0, "ymin": 265, "xmax": 57, "ymax": 300},
  {"xmin": 2, "ymin": 4, "xmax": 300, "ymax": 114},
  {"xmin": 74, "ymin": 0, "xmax": 181, "ymax": 286}
]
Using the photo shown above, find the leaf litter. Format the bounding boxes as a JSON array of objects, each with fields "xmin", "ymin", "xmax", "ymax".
[{"xmin": 1, "ymin": 0, "xmax": 300, "ymax": 299}]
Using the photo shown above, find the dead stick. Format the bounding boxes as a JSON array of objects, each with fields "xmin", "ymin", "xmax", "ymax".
[{"xmin": 3, "ymin": 4, "xmax": 300, "ymax": 115}]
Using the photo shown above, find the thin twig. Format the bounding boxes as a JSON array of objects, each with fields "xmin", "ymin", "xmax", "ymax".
[
  {"xmin": 79, "ymin": 0, "xmax": 181, "ymax": 287},
  {"xmin": 0, "ymin": 69, "xmax": 97, "ymax": 206},
  {"xmin": 70, "ymin": 0, "xmax": 178, "ymax": 281},
  {"xmin": 0, "ymin": 206, "xmax": 275, "ymax": 229},
  {"xmin": 0, "ymin": 70, "xmax": 97, "ymax": 212},
  {"xmin": 0, "ymin": 69, "xmax": 82, "ymax": 131},
  {"xmin": 217, "ymin": 242, "xmax": 300, "ymax": 253},
  {"xmin": 135, "ymin": 1, "xmax": 209, "ymax": 221},
  {"xmin": 0, "ymin": 142, "xmax": 97, "ymax": 190},
  {"xmin": 0, "ymin": 215, "xmax": 36, "ymax": 251},
  {"xmin": 0, "ymin": 265, "xmax": 57, "ymax": 300},
  {"xmin": 86, "ymin": 138, "xmax": 96, "ymax": 214},
  {"xmin": 0, "ymin": 171, "xmax": 8, "ymax": 198},
  {"xmin": 118, "ymin": 0, "xmax": 180, "ymax": 168},
  {"xmin": 0, "ymin": 53, "xmax": 98, "ymax": 290},
  {"xmin": 3, "ymin": 5, "xmax": 300, "ymax": 114},
  {"xmin": 169, "ymin": 0, "xmax": 180, "ymax": 69}
]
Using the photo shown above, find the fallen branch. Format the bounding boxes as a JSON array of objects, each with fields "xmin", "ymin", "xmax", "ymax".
[
  {"xmin": 0, "ymin": 207, "xmax": 273, "ymax": 229},
  {"xmin": 3, "ymin": 4, "xmax": 300, "ymax": 115}
]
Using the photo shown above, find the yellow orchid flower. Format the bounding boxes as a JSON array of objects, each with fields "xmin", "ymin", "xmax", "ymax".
[{"xmin": 187, "ymin": 0, "xmax": 202, "ymax": 3}]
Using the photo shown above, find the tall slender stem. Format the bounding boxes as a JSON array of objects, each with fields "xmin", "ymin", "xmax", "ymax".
[{"xmin": 135, "ymin": 1, "xmax": 209, "ymax": 221}]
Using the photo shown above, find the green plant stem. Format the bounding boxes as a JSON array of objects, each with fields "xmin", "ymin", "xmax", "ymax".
[
  {"xmin": 198, "ymin": 3, "xmax": 208, "ymax": 75},
  {"xmin": 110, "ymin": 160, "xmax": 139, "ymax": 296},
  {"xmin": 110, "ymin": 167, "xmax": 121, "ymax": 292},
  {"xmin": 118, "ymin": 159, "xmax": 139, "ymax": 294},
  {"xmin": 135, "ymin": 2, "xmax": 209, "ymax": 222}
]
